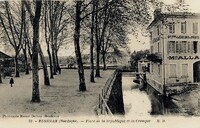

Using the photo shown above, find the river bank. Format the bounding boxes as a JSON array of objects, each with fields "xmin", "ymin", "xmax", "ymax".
[
  {"xmin": 122, "ymin": 76, "xmax": 200, "ymax": 117},
  {"xmin": 170, "ymin": 84, "xmax": 200, "ymax": 116}
]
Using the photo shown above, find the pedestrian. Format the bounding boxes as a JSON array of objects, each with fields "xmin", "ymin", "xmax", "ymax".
[{"xmin": 9, "ymin": 76, "xmax": 14, "ymax": 87}]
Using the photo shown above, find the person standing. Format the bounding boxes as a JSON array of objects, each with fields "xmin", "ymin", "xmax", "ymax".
[{"xmin": 9, "ymin": 77, "xmax": 14, "ymax": 87}]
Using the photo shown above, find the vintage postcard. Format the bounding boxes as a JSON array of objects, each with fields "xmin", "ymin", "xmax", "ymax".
[{"xmin": 0, "ymin": 0, "xmax": 200, "ymax": 128}]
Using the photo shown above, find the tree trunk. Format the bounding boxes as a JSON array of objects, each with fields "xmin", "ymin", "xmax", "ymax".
[
  {"xmin": 102, "ymin": 52, "xmax": 107, "ymax": 70},
  {"xmin": 55, "ymin": 50, "xmax": 60, "ymax": 72},
  {"xmin": 52, "ymin": 48, "xmax": 57, "ymax": 75},
  {"xmin": 23, "ymin": 48, "xmax": 29, "ymax": 74},
  {"xmin": 44, "ymin": 2, "xmax": 53, "ymax": 79},
  {"xmin": 27, "ymin": 42, "xmax": 32, "ymax": 61},
  {"xmin": 0, "ymin": 61, "xmax": 2, "ymax": 83},
  {"xmin": 90, "ymin": 0, "xmax": 95, "ymax": 83},
  {"xmin": 38, "ymin": 44, "xmax": 50, "ymax": 86},
  {"xmin": 74, "ymin": 1, "xmax": 86, "ymax": 91},
  {"xmin": 95, "ymin": 0, "xmax": 101, "ymax": 77},
  {"xmin": 31, "ymin": 1, "xmax": 42, "ymax": 102},
  {"xmin": 14, "ymin": 54, "xmax": 20, "ymax": 77},
  {"xmin": 95, "ymin": 44, "xmax": 101, "ymax": 77},
  {"xmin": 23, "ymin": 5, "xmax": 29, "ymax": 75},
  {"xmin": 47, "ymin": 48, "xmax": 54, "ymax": 79}
]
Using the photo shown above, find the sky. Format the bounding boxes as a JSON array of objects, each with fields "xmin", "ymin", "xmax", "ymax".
[
  {"xmin": 58, "ymin": 0, "xmax": 200, "ymax": 56},
  {"xmin": 1, "ymin": 0, "xmax": 200, "ymax": 57}
]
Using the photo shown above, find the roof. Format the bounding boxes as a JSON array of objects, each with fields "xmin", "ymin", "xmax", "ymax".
[
  {"xmin": 138, "ymin": 58, "xmax": 149, "ymax": 62},
  {"xmin": 147, "ymin": 12, "xmax": 200, "ymax": 30},
  {"xmin": 0, "ymin": 51, "xmax": 12, "ymax": 59}
]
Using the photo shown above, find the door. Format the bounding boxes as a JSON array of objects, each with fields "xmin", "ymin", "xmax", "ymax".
[{"xmin": 193, "ymin": 61, "xmax": 200, "ymax": 82}]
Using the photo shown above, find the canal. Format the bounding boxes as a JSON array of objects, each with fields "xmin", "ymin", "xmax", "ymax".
[
  {"xmin": 122, "ymin": 76, "xmax": 180, "ymax": 117},
  {"xmin": 122, "ymin": 76, "xmax": 151, "ymax": 117}
]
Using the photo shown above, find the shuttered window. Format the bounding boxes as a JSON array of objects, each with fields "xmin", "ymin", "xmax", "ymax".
[
  {"xmin": 170, "ymin": 64, "xmax": 176, "ymax": 77},
  {"xmin": 182, "ymin": 64, "xmax": 188, "ymax": 76}
]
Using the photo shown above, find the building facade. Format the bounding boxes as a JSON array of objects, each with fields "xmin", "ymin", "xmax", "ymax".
[{"xmin": 147, "ymin": 9, "xmax": 200, "ymax": 93}]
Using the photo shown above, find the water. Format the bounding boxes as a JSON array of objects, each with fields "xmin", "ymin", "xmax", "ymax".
[
  {"xmin": 122, "ymin": 76, "xmax": 151, "ymax": 117},
  {"xmin": 122, "ymin": 76, "xmax": 180, "ymax": 117}
]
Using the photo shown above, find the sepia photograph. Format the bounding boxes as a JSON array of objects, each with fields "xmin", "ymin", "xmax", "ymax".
[{"xmin": 0, "ymin": 0, "xmax": 200, "ymax": 127}]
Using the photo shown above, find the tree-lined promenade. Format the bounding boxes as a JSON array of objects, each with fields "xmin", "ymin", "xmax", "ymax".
[{"xmin": 0, "ymin": 0, "xmax": 187, "ymax": 104}]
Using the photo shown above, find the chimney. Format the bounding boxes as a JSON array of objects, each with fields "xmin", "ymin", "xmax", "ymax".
[{"xmin": 154, "ymin": 8, "xmax": 161, "ymax": 18}]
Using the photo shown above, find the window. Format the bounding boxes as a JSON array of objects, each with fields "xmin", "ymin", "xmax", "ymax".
[
  {"xmin": 182, "ymin": 64, "xmax": 188, "ymax": 76},
  {"xmin": 147, "ymin": 63, "xmax": 150, "ymax": 72},
  {"xmin": 170, "ymin": 64, "xmax": 176, "ymax": 77},
  {"xmin": 193, "ymin": 22, "xmax": 198, "ymax": 34},
  {"xmin": 157, "ymin": 25, "xmax": 160, "ymax": 35},
  {"xmin": 158, "ymin": 64, "xmax": 161, "ymax": 75},
  {"xmin": 176, "ymin": 41, "xmax": 180, "ymax": 53},
  {"xmin": 151, "ymin": 64, "xmax": 153, "ymax": 73},
  {"xmin": 181, "ymin": 41, "xmax": 187, "ymax": 53},
  {"xmin": 169, "ymin": 22, "xmax": 175, "ymax": 33},
  {"xmin": 181, "ymin": 22, "xmax": 187, "ymax": 34},
  {"xmin": 193, "ymin": 41, "xmax": 198, "ymax": 54},
  {"xmin": 150, "ymin": 46, "xmax": 153, "ymax": 53},
  {"xmin": 150, "ymin": 32, "xmax": 152, "ymax": 40},
  {"xmin": 158, "ymin": 42, "xmax": 160, "ymax": 52},
  {"xmin": 188, "ymin": 42, "xmax": 191, "ymax": 53},
  {"xmin": 168, "ymin": 41, "xmax": 191, "ymax": 54},
  {"xmin": 168, "ymin": 41, "xmax": 175, "ymax": 53}
]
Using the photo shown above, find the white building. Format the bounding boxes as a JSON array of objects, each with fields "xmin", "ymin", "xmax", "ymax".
[{"xmin": 147, "ymin": 9, "xmax": 200, "ymax": 94}]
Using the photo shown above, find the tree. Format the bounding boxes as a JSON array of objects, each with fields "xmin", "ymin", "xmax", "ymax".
[
  {"xmin": 43, "ymin": 1, "xmax": 54, "ymax": 78},
  {"xmin": 94, "ymin": 0, "xmax": 101, "ymax": 77},
  {"xmin": 38, "ymin": 43, "xmax": 50, "ymax": 85},
  {"xmin": 43, "ymin": 1, "xmax": 69, "ymax": 77},
  {"xmin": 89, "ymin": 0, "xmax": 95, "ymax": 82},
  {"xmin": 74, "ymin": 0, "xmax": 86, "ymax": 91},
  {"xmin": 0, "ymin": 60, "xmax": 2, "ymax": 83},
  {"xmin": 24, "ymin": 0, "xmax": 42, "ymax": 102},
  {"xmin": 94, "ymin": 0, "xmax": 168, "ymax": 71},
  {"xmin": 0, "ymin": 1, "xmax": 24, "ymax": 77},
  {"xmin": 130, "ymin": 49, "xmax": 150, "ymax": 71},
  {"xmin": 22, "ymin": 2, "xmax": 30, "ymax": 75},
  {"xmin": 22, "ymin": 1, "xmax": 50, "ymax": 86}
]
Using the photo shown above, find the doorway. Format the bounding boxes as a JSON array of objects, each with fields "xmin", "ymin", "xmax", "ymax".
[{"xmin": 193, "ymin": 61, "xmax": 200, "ymax": 82}]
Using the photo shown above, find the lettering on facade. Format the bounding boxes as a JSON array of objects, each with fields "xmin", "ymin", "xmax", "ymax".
[
  {"xmin": 168, "ymin": 56, "xmax": 200, "ymax": 60},
  {"xmin": 168, "ymin": 35, "xmax": 200, "ymax": 39}
]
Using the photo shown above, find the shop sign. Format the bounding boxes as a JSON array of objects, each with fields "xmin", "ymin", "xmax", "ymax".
[
  {"xmin": 168, "ymin": 35, "xmax": 199, "ymax": 39},
  {"xmin": 168, "ymin": 55, "xmax": 200, "ymax": 60}
]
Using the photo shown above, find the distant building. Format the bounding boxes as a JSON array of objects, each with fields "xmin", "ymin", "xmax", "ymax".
[
  {"xmin": 0, "ymin": 51, "xmax": 14, "ymax": 76},
  {"xmin": 147, "ymin": 9, "xmax": 200, "ymax": 93},
  {"xmin": 0, "ymin": 51, "xmax": 13, "ymax": 61},
  {"xmin": 138, "ymin": 58, "xmax": 150, "ymax": 73}
]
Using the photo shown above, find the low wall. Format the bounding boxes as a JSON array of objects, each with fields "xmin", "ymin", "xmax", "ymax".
[
  {"xmin": 96, "ymin": 70, "xmax": 125, "ymax": 116},
  {"xmin": 107, "ymin": 71, "xmax": 125, "ymax": 115}
]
